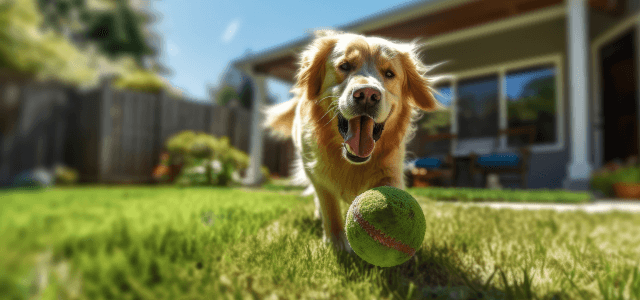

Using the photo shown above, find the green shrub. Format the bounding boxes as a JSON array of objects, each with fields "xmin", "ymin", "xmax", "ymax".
[
  {"xmin": 164, "ymin": 131, "xmax": 268, "ymax": 187},
  {"xmin": 166, "ymin": 131, "xmax": 197, "ymax": 156},
  {"xmin": 261, "ymin": 166, "xmax": 271, "ymax": 184},
  {"xmin": 54, "ymin": 165, "xmax": 78, "ymax": 185},
  {"xmin": 113, "ymin": 70, "xmax": 165, "ymax": 94}
]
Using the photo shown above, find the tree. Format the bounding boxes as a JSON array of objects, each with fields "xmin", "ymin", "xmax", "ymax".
[
  {"xmin": 35, "ymin": 0, "xmax": 168, "ymax": 73},
  {"xmin": 419, "ymin": 108, "xmax": 451, "ymax": 135},
  {"xmin": 508, "ymin": 76, "xmax": 555, "ymax": 122},
  {"xmin": 216, "ymin": 86, "xmax": 239, "ymax": 107}
]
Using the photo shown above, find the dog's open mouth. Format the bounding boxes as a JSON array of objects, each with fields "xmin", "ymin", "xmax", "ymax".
[{"xmin": 337, "ymin": 113, "xmax": 385, "ymax": 163}]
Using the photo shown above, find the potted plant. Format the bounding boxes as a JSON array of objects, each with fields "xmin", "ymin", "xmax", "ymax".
[{"xmin": 610, "ymin": 166, "xmax": 640, "ymax": 199}]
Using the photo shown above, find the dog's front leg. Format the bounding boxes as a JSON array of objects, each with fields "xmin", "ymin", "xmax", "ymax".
[
  {"xmin": 313, "ymin": 193, "xmax": 322, "ymax": 220},
  {"xmin": 314, "ymin": 186, "xmax": 353, "ymax": 253}
]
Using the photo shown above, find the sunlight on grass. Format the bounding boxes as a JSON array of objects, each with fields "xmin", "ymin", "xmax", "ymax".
[{"xmin": 0, "ymin": 186, "xmax": 638, "ymax": 299}]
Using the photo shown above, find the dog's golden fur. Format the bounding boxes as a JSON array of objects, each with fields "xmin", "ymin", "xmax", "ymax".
[{"xmin": 263, "ymin": 30, "xmax": 444, "ymax": 252}]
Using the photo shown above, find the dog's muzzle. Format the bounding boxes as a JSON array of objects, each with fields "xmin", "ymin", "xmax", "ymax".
[{"xmin": 337, "ymin": 113, "xmax": 385, "ymax": 163}]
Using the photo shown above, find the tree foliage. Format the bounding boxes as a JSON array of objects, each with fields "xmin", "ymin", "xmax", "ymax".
[
  {"xmin": 35, "ymin": 0, "xmax": 161, "ymax": 69},
  {"xmin": 216, "ymin": 86, "xmax": 239, "ymax": 107},
  {"xmin": 507, "ymin": 76, "xmax": 556, "ymax": 121},
  {"xmin": 0, "ymin": 0, "xmax": 174, "ymax": 95},
  {"xmin": 420, "ymin": 108, "xmax": 452, "ymax": 135}
]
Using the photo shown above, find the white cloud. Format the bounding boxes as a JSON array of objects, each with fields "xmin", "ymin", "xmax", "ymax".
[{"xmin": 222, "ymin": 18, "xmax": 241, "ymax": 44}]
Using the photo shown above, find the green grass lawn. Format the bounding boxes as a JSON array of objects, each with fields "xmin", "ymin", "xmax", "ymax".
[{"xmin": 0, "ymin": 186, "xmax": 639, "ymax": 300}]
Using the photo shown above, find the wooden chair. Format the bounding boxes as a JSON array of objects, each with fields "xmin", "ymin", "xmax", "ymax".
[
  {"xmin": 469, "ymin": 126, "xmax": 536, "ymax": 189},
  {"xmin": 410, "ymin": 133, "xmax": 457, "ymax": 187}
]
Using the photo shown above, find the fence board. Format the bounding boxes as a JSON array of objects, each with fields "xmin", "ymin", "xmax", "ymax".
[
  {"xmin": 0, "ymin": 81, "xmax": 71, "ymax": 185},
  {"xmin": 211, "ymin": 106, "xmax": 230, "ymax": 138},
  {"xmin": 2, "ymin": 79, "xmax": 298, "ymax": 184},
  {"xmin": 232, "ymin": 107, "xmax": 251, "ymax": 153}
]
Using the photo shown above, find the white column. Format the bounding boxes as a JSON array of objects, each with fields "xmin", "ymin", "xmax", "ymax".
[
  {"xmin": 564, "ymin": 0, "xmax": 593, "ymax": 189},
  {"xmin": 242, "ymin": 70, "xmax": 267, "ymax": 186}
]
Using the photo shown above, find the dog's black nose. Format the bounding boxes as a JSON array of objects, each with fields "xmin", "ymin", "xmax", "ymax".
[{"xmin": 353, "ymin": 87, "xmax": 381, "ymax": 107}]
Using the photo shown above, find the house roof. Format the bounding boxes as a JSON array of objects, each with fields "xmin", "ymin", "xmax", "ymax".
[
  {"xmin": 232, "ymin": 0, "xmax": 614, "ymax": 83},
  {"xmin": 232, "ymin": 0, "xmax": 472, "ymax": 80}
]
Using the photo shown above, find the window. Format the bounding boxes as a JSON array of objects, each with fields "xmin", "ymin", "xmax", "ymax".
[
  {"xmin": 506, "ymin": 65, "xmax": 557, "ymax": 146},
  {"xmin": 413, "ymin": 55, "xmax": 563, "ymax": 154},
  {"xmin": 456, "ymin": 75, "xmax": 499, "ymax": 139}
]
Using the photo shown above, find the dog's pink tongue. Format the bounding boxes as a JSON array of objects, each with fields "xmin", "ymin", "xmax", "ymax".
[{"xmin": 345, "ymin": 116, "xmax": 375, "ymax": 158}]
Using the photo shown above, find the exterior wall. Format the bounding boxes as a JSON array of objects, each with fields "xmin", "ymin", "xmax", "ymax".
[
  {"xmin": 414, "ymin": 4, "xmax": 640, "ymax": 189},
  {"xmin": 418, "ymin": 17, "xmax": 570, "ymax": 189},
  {"xmin": 422, "ymin": 18, "xmax": 567, "ymax": 75}
]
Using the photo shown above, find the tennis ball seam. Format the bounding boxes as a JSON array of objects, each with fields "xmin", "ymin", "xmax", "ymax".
[{"xmin": 352, "ymin": 200, "xmax": 416, "ymax": 257}]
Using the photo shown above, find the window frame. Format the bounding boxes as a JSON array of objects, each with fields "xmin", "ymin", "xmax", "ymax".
[{"xmin": 435, "ymin": 53, "xmax": 565, "ymax": 155}]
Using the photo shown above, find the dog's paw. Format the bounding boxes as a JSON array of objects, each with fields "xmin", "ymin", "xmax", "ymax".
[{"xmin": 323, "ymin": 231, "xmax": 353, "ymax": 254}]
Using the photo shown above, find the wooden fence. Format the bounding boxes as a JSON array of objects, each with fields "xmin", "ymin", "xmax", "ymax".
[{"xmin": 0, "ymin": 79, "xmax": 293, "ymax": 185}]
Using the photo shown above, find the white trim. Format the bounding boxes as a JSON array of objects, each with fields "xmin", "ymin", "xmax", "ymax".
[
  {"xmin": 590, "ymin": 12, "xmax": 640, "ymax": 169},
  {"xmin": 592, "ymin": 13, "xmax": 640, "ymax": 47},
  {"xmin": 442, "ymin": 54, "xmax": 565, "ymax": 156},
  {"xmin": 421, "ymin": 4, "xmax": 566, "ymax": 50}
]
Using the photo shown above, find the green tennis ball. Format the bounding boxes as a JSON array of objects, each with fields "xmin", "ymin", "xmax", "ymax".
[{"xmin": 345, "ymin": 186, "xmax": 426, "ymax": 267}]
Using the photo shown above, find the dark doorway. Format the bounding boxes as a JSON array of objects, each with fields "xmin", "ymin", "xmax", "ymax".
[{"xmin": 599, "ymin": 29, "xmax": 638, "ymax": 163}]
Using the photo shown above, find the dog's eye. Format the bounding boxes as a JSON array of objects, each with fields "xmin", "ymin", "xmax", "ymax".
[
  {"xmin": 339, "ymin": 62, "xmax": 351, "ymax": 72},
  {"xmin": 385, "ymin": 70, "xmax": 395, "ymax": 79}
]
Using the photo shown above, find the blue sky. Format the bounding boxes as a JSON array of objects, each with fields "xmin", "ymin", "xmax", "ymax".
[{"xmin": 152, "ymin": 0, "xmax": 424, "ymax": 103}]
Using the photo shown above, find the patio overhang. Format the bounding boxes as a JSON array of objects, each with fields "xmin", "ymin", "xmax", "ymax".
[{"xmin": 233, "ymin": 0, "xmax": 623, "ymax": 83}]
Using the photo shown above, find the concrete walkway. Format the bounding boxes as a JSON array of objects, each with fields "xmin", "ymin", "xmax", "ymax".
[{"xmin": 441, "ymin": 199, "xmax": 640, "ymax": 213}]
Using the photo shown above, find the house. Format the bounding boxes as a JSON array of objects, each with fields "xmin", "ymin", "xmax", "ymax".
[{"xmin": 233, "ymin": 0, "xmax": 640, "ymax": 190}]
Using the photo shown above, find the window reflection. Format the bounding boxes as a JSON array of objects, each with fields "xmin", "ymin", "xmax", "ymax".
[
  {"xmin": 419, "ymin": 85, "xmax": 452, "ymax": 136},
  {"xmin": 506, "ymin": 66, "xmax": 556, "ymax": 146},
  {"xmin": 457, "ymin": 75, "xmax": 499, "ymax": 139}
]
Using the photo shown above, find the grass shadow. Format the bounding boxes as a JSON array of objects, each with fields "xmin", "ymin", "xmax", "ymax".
[
  {"xmin": 290, "ymin": 215, "xmax": 323, "ymax": 239},
  {"xmin": 333, "ymin": 244, "xmax": 497, "ymax": 299},
  {"xmin": 332, "ymin": 236, "xmax": 572, "ymax": 300}
]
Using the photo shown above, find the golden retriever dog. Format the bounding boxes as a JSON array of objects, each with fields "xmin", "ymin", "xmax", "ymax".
[{"xmin": 263, "ymin": 30, "xmax": 444, "ymax": 252}]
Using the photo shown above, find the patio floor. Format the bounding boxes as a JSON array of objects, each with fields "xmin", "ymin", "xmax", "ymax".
[{"xmin": 441, "ymin": 199, "xmax": 640, "ymax": 213}]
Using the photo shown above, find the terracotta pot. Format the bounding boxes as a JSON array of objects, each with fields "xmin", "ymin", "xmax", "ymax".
[{"xmin": 612, "ymin": 182, "xmax": 640, "ymax": 199}]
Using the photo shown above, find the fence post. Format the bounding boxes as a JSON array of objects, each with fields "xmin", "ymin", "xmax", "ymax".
[
  {"xmin": 153, "ymin": 90, "xmax": 166, "ymax": 168},
  {"xmin": 0, "ymin": 82, "xmax": 21, "ymax": 184},
  {"xmin": 50, "ymin": 85, "xmax": 70, "ymax": 169},
  {"xmin": 98, "ymin": 77, "xmax": 114, "ymax": 183}
]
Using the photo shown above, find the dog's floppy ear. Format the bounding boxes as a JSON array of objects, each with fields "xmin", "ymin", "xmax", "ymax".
[
  {"xmin": 399, "ymin": 45, "xmax": 444, "ymax": 112},
  {"xmin": 296, "ymin": 31, "xmax": 339, "ymax": 99}
]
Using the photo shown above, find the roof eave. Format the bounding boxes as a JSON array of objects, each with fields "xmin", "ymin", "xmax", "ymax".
[{"xmin": 233, "ymin": 0, "xmax": 475, "ymax": 70}]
